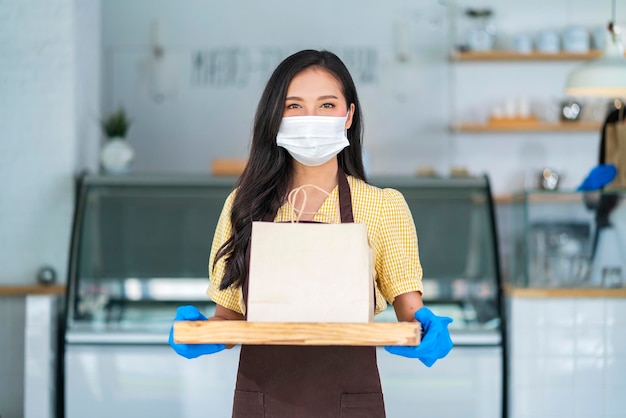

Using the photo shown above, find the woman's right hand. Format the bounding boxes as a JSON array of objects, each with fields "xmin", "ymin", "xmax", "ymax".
[{"xmin": 168, "ymin": 305, "xmax": 226, "ymax": 359}]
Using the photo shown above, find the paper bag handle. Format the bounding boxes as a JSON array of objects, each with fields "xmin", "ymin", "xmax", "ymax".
[{"xmin": 287, "ymin": 184, "xmax": 340, "ymax": 224}]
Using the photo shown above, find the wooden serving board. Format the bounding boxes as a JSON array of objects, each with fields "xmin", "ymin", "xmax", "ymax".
[{"xmin": 173, "ymin": 321, "xmax": 421, "ymax": 346}]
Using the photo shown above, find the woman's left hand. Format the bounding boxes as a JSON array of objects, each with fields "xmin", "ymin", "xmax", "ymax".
[{"xmin": 384, "ymin": 306, "xmax": 453, "ymax": 367}]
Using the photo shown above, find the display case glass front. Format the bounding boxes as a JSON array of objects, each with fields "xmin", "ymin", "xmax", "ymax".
[
  {"xmin": 66, "ymin": 175, "xmax": 235, "ymax": 336},
  {"xmin": 65, "ymin": 174, "xmax": 502, "ymax": 339},
  {"xmin": 511, "ymin": 189, "xmax": 626, "ymax": 288},
  {"xmin": 370, "ymin": 176, "xmax": 502, "ymax": 339}
]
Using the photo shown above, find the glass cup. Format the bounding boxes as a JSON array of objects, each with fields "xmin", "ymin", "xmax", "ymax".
[{"xmin": 602, "ymin": 267, "xmax": 623, "ymax": 288}]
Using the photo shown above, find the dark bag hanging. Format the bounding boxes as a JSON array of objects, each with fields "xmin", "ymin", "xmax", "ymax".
[
  {"xmin": 600, "ymin": 106, "xmax": 626, "ymax": 189},
  {"xmin": 593, "ymin": 107, "xmax": 625, "ymax": 256}
]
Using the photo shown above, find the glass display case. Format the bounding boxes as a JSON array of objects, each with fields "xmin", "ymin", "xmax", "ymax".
[
  {"xmin": 65, "ymin": 175, "xmax": 502, "ymax": 336},
  {"xmin": 510, "ymin": 189, "xmax": 626, "ymax": 288},
  {"xmin": 65, "ymin": 175, "xmax": 234, "ymax": 338},
  {"xmin": 370, "ymin": 176, "xmax": 502, "ymax": 338},
  {"xmin": 62, "ymin": 173, "xmax": 504, "ymax": 418}
]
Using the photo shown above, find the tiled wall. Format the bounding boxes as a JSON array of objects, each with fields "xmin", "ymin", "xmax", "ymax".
[
  {"xmin": 24, "ymin": 296, "xmax": 59, "ymax": 418},
  {"xmin": 0, "ymin": 298, "xmax": 26, "ymax": 418},
  {"xmin": 507, "ymin": 297, "xmax": 626, "ymax": 418}
]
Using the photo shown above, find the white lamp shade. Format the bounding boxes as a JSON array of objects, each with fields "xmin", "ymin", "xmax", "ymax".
[{"xmin": 565, "ymin": 36, "xmax": 626, "ymax": 97}]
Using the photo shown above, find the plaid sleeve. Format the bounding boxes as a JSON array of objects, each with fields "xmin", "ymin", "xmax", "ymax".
[{"xmin": 374, "ymin": 188, "xmax": 424, "ymax": 304}]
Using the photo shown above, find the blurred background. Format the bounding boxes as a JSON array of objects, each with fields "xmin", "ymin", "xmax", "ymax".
[
  {"xmin": 2, "ymin": 1, "xmax": 626, "ymax": 418},
  {"xmin": 3, "ymin": 0, "xmax": 625, "ymax": 284}
]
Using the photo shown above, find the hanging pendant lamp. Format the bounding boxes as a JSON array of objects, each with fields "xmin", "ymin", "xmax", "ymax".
[{"xmin": 565, "ymin": 0, "xmax": 626, "ymax": 98}]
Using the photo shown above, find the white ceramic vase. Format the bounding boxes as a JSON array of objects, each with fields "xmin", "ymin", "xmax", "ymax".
[{"xmin": 100, "ymin": 137, "xmax": 135, "ymax": 174}]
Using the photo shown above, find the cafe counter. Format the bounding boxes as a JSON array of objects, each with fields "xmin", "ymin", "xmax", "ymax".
[{"xmin": 504, "ymin": 189, "xmax": 626, "ymax": 418}]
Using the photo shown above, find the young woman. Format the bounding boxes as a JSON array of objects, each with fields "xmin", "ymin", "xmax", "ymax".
[{"xmin": 169, "ymin": 49, "xmax": 453, "ymax": 418}]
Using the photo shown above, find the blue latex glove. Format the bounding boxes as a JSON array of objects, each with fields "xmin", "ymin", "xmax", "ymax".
[
  {"xmin": 577, "ymin": 164, "xmax": 617, "ymax": 191},
  {"xmin": 168, "ymin": 305, "xmax": 225, "ymax": 359},
  {"xmin": 384, "ymin": 307, "xmax": 453, "ymax": 367}
]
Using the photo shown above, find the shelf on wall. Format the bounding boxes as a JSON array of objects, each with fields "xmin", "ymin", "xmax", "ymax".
[
  {"xmin": 449, "ymin": 50, "xmax": 607, "ymax": 61},
  {"xmin": 525, "ymin": 192, "xmax": 585, "ymax": 203},
  {"xmin": 493, "ymin": 192, "xmax": 587, "ymax": 205},
  {"xmin": 452, "ymin": 121, "xmax": 602, "ymax": 132},
  {"xmin": 505, "ymin": 286, "xmax": 626, "ymax": 298},
  {"xmin": 0, "ymin": 285, "xmax": 66, "ymax": 296},
  {"xmin": 492, "ymin": 194, "xmax": 515, "ymax": 205}
]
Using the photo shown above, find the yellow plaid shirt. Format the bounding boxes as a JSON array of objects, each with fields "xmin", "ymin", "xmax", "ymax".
[{"xmin": 206, "ymin": 176, "xmax": 423, "ymax": 315}]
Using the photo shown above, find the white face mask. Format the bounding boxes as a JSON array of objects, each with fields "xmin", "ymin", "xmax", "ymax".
[{"xmin": 276, "ymin": 113, "xmax": 350, "ymax": 166}]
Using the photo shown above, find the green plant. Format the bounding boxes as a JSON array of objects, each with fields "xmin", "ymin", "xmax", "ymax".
[{"xmin": 101, "ymin": 107, "xmax": 132, "ymax": 138}]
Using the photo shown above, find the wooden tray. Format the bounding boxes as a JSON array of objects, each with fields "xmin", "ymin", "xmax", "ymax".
[{"xmin": 173, "ymin": 321, "xmax": 421, "ymax": 346}]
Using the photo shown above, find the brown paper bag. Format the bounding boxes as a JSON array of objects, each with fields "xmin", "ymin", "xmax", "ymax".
[
  {"xmin": 605, "ymin": 122, "xmax": 626, "ymax": 189},
  {"xmin": 246, "ymin": 221, "xmax": 374, "ymax": 323}
]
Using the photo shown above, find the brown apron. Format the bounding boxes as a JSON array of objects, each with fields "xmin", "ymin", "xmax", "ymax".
[{"xmin": 232, "ymin": 171, "xmax": 386, "ymax": 418}]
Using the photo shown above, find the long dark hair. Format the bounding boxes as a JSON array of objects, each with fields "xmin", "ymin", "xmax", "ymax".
[{"xmin": 214, "ymin": 49, "xmax": 366, "ymax": 290}]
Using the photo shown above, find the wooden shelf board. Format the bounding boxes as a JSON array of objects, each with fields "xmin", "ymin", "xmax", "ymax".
[
  {"xmin": 505, "ymin": 286, "xmax": 626, "ymax": 298},
  {"xmin": 453, "ymin": 121, "xmax": 601, "ymax": 133},
  {"xmin": 493, "ymin": 194, "xmax": 516, "ymax": 204},
  {"xmin": 494, "ymin": 192, "xmax": 587, "ymax": 204},
  {"xmin": 450, "ymin": 50, "xmax": 605, "ymax": 61},
  {"xmin": 525, "ymin": 192, "xmax": 583, "ymax": 203},
  {"xmin": 211, "ymin": 158, "xmax": 247, "ymax": 177},
  {"xmin": 0, "ymin": 285, "xmax": 66, "ymax": 296},
  {"xmin": 174, "ymin": 321, "xmax": 421, "ymax": 346}
]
